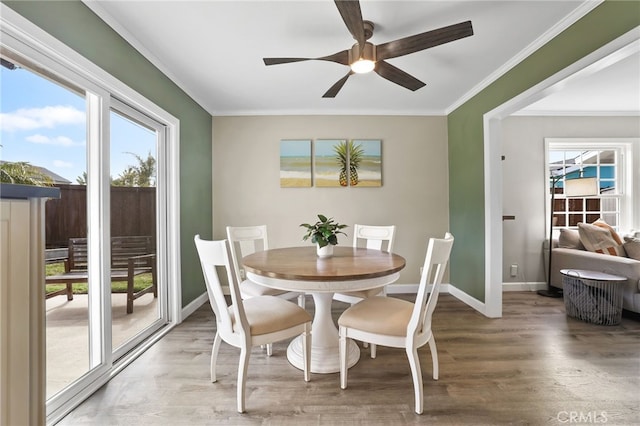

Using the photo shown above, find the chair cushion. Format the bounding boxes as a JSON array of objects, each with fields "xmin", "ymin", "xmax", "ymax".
[
  {"xmin": 338, "ymin": 296, "xmax": 414, "ymax": 337},
  {"xmin": 240, "ymin": 279, "xmax": 289, "ymax": 297},
  {"xmin": 338, "ymin": 288, "xmax": 384, "ymax": 299},
  {"xmin": 230, "ymin": 296, "xmax": 311, "ymax": 336}
]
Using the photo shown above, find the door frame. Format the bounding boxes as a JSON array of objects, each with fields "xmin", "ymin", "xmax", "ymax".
[
  {"xmin": 483, "ymin": 28, "xmax": 640, "ymax": 318},
  {"xmin": 0, "ymin": 5, "xmax": 182, "ymax": 424}
]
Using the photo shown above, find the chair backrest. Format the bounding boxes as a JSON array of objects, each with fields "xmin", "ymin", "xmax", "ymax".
[
  {"xmin": 352, "ymin": 224, "xmax": 396, "ymax": 252},
  {"xmin": 194, "ymin": 235, "xmax": 248, "ymax": 341},
  {"xmin": 408, "ymin": 232, "xmax": 454, "ymax": 339},
  {"xmin": 226, "ymin": 225, "xmax": 269, "ymax": 283}
]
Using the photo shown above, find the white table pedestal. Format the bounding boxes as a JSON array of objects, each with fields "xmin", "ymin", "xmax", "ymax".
[{"xmin": 286, "ymin": 292, "xmax": 359, "ymax": 374}]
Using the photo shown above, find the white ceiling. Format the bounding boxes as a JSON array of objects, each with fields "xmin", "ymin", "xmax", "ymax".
[{"xmin": 85, "ymin": 0, "xmax": 639, "ymax": 116}]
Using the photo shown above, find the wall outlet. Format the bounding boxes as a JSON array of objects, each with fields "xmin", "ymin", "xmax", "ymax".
[{"xmin": 510, "ymin": 264, "xmax": 518, "ymax": 277}]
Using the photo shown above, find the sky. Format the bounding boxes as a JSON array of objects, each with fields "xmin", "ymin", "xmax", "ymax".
[{"xmin": 0, "ymin": 64, "xmax": 155, "ymax": 183}]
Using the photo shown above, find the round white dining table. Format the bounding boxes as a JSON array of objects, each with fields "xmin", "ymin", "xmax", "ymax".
[{"xmin": 242, "ymin": 246, "xmax": 406, "ymax": 374}]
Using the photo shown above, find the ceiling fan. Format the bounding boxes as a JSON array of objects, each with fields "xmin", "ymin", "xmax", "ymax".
[{"xmin": 263, "ymin": 0, "xmax": 474, "ymax": 98}]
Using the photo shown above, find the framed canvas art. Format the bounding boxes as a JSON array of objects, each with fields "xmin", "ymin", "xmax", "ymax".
[
  {"xmin": 280, "ymin": 139, "xmax": 312, "ymax": 187},
  {"xmin": 351, "ymin": 139, "xmax": 382, "ymax": 187},
  {"xmin": 314, "ymin": 139, "xmax": 345, "ymax": 187}
]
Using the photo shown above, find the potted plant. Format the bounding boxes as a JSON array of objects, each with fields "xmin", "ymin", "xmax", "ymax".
[{"xmin": 300, "ymin": 214, "xmax": 348, "ymax": 257}]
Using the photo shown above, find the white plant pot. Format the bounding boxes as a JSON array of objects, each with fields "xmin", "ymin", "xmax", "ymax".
[{"xmin": 317, "ymin": 244, "xmax": 334, "ymax": 258}]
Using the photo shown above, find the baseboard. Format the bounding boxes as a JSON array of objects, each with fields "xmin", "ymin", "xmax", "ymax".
[
  {"xmin": 502, "ymin": 282, "xmax": 547, "ymax": 292},
  {"xmin": 389, "ymin": 282, "xmax": 547, "ymax": 294},
  {"xmin": 181, "ymin": 291, "xmax": 208, "ymax": 320},
  {"xmin": 447, "ymin": 285, "xmax": 487, "ymax": 313},
  {"xmin": 389, "ymin": 283, "xmax": 488, "ymax": 316},
  {"xmin": 386, "ymin": 283, "xmax": 450, "ymax": 294},
  {"xmin": 184, "ymin": 282, "xmax": 544, "ymax": 322}
]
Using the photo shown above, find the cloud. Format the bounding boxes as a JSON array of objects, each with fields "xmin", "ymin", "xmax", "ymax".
[
  {"xmin": 53, "ymin": 160, "xmax": 73, "ymax": 168},
  {"xmin": 25, "ymin": 134, "xmax": 82, "ymax": 147},
  {"xmin": 0, "ymin": 105, "xmax": 85, "ymax": 132}
]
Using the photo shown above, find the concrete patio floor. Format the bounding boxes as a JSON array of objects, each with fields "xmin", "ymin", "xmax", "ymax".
[{"xmin": 45, "ymin": 292, "xmax": 158, "ymax": 398}]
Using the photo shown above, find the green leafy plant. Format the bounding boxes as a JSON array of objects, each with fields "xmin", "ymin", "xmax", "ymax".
[
  {"xmin": 0, "ymin": 161, "xmax": 54, "ymax": 186},
  {"xmin": 300, "ymin": 214, "xmax": 348, "ymax": 248}
]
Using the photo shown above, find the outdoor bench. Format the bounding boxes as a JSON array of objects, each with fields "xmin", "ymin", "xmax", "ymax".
[{"xmin": 45, "ymin": 236, "xmax": 157, "ymax": 314}]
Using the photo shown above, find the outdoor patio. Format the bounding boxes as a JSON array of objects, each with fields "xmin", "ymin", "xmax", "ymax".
[{"xmin": 45, "ymin": 292, "xmax": 158, "ymax": 398}]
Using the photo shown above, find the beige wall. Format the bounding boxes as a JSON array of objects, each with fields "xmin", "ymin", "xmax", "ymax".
[
  {"xmin": 501, "ymin": 115, "xmax": 640, "ymax": 286},
  {"xmin": 212, "ymin": 115, "xmax": 449, "ymax": 285}
]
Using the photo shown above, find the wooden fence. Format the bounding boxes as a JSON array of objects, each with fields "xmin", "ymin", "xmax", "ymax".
[{"xmin": 45, "ymin": 184, "xmax": 156, "ymax": 248}]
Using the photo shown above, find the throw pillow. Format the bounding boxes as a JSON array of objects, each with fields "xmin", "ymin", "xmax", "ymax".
[
  {"xmin": 623, "ymin": 236, "xmax": 640, "ymax": 260},
  {"xmin": 591, "ymin": 218, "xmax": 624, "ymax": 245},
  {"xmin": 578, "ymin": 221, "xmax": 627, "ymax": 257},
  {"xmin": 558, "ymin": 228, "xmax": 584, "ymax": 250}
]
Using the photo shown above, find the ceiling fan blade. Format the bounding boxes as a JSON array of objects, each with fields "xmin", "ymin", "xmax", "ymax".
[
  {"xmin": 334, "ymin": 0, "xmax": 365, "ymax": 50},
  {"xmin": 322, "ymin": 71, "xmax": 353, "ymax": 98},
  {"xmin": 264, "ymin": 57, "xmax": 311, "ymax": 66},
  {"xmin": 263, "ymin": 50, "xmax": 349, "ymax": 66},
  {"xmin": 376, "ymin": 21, "xmax": 473, "ymax": 61},
  {"xmin": 375, "ymin": 61, "xmax": 425, "ymax": 91}
]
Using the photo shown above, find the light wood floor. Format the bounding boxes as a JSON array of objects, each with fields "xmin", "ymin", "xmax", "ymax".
[{"xmin": 59, "ymin": 292, "xmax": 640, "ymax": 425}]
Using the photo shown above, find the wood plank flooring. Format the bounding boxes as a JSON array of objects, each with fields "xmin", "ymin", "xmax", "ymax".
[{"xmin": 59, "ymin": 292, "xmax": 640, "ymax": 425}]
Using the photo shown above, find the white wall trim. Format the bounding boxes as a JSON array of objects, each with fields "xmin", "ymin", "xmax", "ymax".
[
  {"xmin": 181, "ymin": 292, "xmax": 209, "ymax": 320},
  {"xmin": 483, "ymin": 26, "xmax": 640, "ymax": 324},
  {"xmin": 447, "ymin": 285, "xmax": 487, "ymax": 314},
  {"xmin": 447, "ymin": 0, "xmax": 603, "ymax": 114},
  {"xmin": 503, "ymin": 282, "xmax": 546, "ymax": 292},
  {"xmin": 387, "ymin": 283, "xmax": 451, "ymax": 295},
  {"xmin": 512, "ymin": 110, "xmax": 640, "ymax": 117}
]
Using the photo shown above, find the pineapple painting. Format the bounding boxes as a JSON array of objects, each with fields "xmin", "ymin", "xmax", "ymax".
[
  {"xmin": 334, "ymin": 140, "xmax": 364, "ymax": 186},
  {"xmin": 314, "ymin": 139, "xmax": 382, "ymax": 187}
]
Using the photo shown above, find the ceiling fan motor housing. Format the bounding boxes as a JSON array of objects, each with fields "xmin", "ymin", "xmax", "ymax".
[
  {"xmin": 349, "ymin": 42, "xmax": 376, "ymax": 64},
  {"xmin": 262, "ymin": 1, "xmax": 473, "ymax": 97}
]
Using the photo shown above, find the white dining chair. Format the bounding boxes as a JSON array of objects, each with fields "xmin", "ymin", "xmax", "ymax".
[
  {"xmin": 227, "ymin": 225, "xmax": 305, "ymax": 305},
  {"xmin": 228, "ymin": 225, "xmax": 306, "ymax": 356},
  {"xmin": 333, "ymin": 224, "xmax": 396, "ymax": 304},
  {"xmin": 333, "ymin": 224, "xmax": 396, "ymax": 353},
  {"xmin": 338, "ymin": 232, "xmax": 454, "ymax": 415},
  {"xmin": 194, "ymin": 235, "xmax": 312, "ymax": 413}
]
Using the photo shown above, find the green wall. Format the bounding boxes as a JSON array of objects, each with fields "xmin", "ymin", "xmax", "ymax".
[
  {"xmin": 3, "ymin": 0, "xmax": 213, "ymax": 307},
  {"xmin": 448, "ymin": 0, "xmax": 640, "ymax": 301}
]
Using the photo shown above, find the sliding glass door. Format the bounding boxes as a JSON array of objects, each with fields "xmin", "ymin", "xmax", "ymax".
[{"xmin": 0, "ymin": 48, "xmax": 174, "ymax": 419}]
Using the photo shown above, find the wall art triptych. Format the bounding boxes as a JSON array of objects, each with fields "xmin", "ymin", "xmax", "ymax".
[{"xmin": 280, "ymin": 139, "xmax": 382, "ymax": 188}]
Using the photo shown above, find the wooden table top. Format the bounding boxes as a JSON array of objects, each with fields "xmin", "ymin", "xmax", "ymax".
[{"xmin": 242, "ymin": 246, "xmax": 406, "ymax": 282}]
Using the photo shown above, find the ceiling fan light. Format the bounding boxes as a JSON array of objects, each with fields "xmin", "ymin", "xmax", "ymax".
[{"xmin": 351, "ymin": 59, "xmax": 375, "ymax": 74}]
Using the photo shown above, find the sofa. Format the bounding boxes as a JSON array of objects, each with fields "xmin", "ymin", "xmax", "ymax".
[{"xmin": 550, "ymin": 223, "xmax": 640, "ymax": 315}]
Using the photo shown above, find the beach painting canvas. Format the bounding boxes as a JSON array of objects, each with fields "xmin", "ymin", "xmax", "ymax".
[
  {"xmin": 314, "ymin": 139, "xmax": 345, "ymax": 187},
  {"xmin": 280, "ymin": 139, "xmax": 312, "ymax": 187},
  {"xmin": 351, "ymin": 139, "xmax": 382, "ymax": 187}
]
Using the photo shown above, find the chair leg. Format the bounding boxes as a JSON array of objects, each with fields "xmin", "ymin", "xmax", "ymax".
[
  {"xmin": 126, "ymin": 276, "xmax": 134, "ymax": 314},
  {"xmin": 211, "ymin": 332, "xmax": 222, "ymax": 382},
  {"xmin": 339, "ymin": 328, "xmax": 348, "ymax": 389},
  {"xmin": 370, "ymin": 343, "xmax": 377, "ymax": 359},
  {"xmin": 428, "ymin": 337, "xmax": 439, "ymax": 380},
  {"xmin": 303, "ymin": 323, "xmax": 311, "ymax": 382},
  {"xmin": 266, "ymin": 343, "xmax": 273, "ymax": 357},
  {"xmin": 298, "ymin": 294, "xmax": 306, "ymax": 309},
  {"xmin": 237, "ymin": 347, "xmax": 250, "ymax": 413},
  {"xmin": 406, "ymin": 345, "xmax": 424, "ymax": 415}
]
